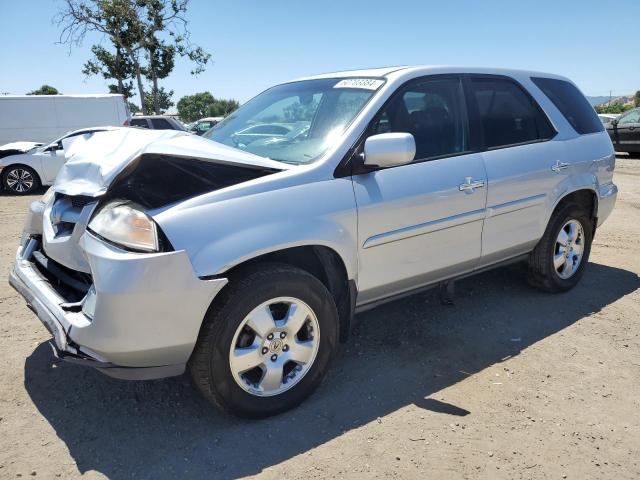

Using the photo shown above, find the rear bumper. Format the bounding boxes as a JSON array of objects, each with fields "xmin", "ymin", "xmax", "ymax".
[
  {"xmin": 9, "ymin": 233, "xmax": 228, "ymax": 379},
  {"xmin": 597, "ymin": 182, "xmax": 618, "ymax": 227}
]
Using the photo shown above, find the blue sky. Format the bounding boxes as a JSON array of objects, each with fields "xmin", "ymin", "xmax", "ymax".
[{"xmin": 1, "ymin": 0, "xmax": 638, "ymax": 107}]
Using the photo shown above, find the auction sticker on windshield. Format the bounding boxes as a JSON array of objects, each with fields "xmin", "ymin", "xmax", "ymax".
[{"xmin": 333, "ymin": 78, "xmax": 385, "ymax": 90}]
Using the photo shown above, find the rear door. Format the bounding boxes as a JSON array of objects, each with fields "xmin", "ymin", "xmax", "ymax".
[
  {"xmin": 353, "ymin": 75, "xmax": 488, "ymax": 305},
  {"xmin": 467, "ymin": 75, "xmax": 560, "ymax": 266}
]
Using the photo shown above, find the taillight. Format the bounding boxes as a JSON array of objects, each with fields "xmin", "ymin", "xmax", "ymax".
[{"xmin": 123, "ymin": 119, "xmax": 129, "ymax": 126}]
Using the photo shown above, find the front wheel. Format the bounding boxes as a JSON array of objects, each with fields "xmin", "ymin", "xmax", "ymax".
[
  {"xmin": 528, "ymin": 204, "xmax": 593, "ymax": 292},
  {"xmin": 189, "ymin": 263, "xmax": 339, "ymax": 418},
  {"xmin": 2, "ymin": 165, "xmax": 41, "ymax": 195}
]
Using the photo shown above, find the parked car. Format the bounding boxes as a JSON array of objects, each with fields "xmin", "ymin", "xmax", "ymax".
[
  {"xmin": 9, "ymin": 67, "xmax": 617, "ymax": 418},
  {"xmin": 605, "ymin": 107, "xmax": 640, "ymax": 155},
  {"xmin": 0, "ymin": 127, "xmax": 119, "ymax": 194},
  {"xmin": 598, "ymin": 113, "xmax": 619, "ymax": 125},
  {"xmin": 0, "ymin": 94, "xmax": 129, "ymax": 146},
  {"xmin": 189, "ymin": 117, "xmax": 224, "ymax": 135},
  {"xmin": 129, "ymin": 115, "xmax": 187, "ymax": 131}
]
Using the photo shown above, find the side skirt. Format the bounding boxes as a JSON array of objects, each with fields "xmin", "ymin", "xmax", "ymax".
[{"xmin": 353, "ymin": 253, "xmax": 530, "ymax": 315}]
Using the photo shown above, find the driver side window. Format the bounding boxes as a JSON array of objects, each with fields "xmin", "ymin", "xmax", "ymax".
[{"xmin": 372, "ymin": 77, "xmax": 469, "ymax": 162}]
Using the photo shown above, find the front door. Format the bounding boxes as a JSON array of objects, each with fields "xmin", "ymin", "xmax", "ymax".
[
  {"xmin": 39, "ymin": 143, "xmax": 67, "ymax": 183},
  {"xmin": 352, "ymin": 76, "xmax": 488, "ymax": 306}
]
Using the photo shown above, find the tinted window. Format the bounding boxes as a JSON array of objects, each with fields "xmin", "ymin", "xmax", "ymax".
[
  {"xmin": 150, "ymin": 118, "xmax": 174, "ymax": 129},
  {"xmin": 373, "ymin": 77, "xmax": 469, "ymax": 160},
  {"xmin": 532, "ymin": 77, "xmax": 604, "ymax": 135},
  {"xmin": 130, "ymin": 118, "xmax": 149, "ymax": 128},
  {"xmin": 618, "ymin": 109, "xmax": 640, "ymax": 125},
  {"xmin": 470, "ymin": 77, "xmax": 554, "ymax": 149}
]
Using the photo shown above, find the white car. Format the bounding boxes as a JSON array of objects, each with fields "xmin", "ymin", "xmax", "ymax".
[{"xmin": 0, "ymin": 127, "xmax": 118, "ymax": 194}]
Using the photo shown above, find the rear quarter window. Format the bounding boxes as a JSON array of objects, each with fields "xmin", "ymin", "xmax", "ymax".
[{"xmin": 532, "ymin": 77, "xmax": 604, "ymax": 135}]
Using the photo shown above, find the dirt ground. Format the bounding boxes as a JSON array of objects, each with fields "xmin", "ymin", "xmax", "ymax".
[{"xmin": 0, "ymin": 156, "xmax": 638, "ymax": 480}]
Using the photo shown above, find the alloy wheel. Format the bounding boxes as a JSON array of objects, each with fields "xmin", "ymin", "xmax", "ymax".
[
  {"xmin": 6, "ymin": 168, "xmax": 34, "ymax": 193},
  {"xmin": 229, "ymin": 296, "xmax": 320, "ymax": 397},
  {"xmin": 554, "ymin": 219, "xmax": 585, "ymax": 279}
]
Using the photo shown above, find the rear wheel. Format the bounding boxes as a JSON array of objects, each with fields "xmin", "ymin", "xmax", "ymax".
[
  {"xmin": 189, "ymin": 263, "xmax": 339, "ymax": 418},
  {"xmin": 528, "ymin": 203, "xmax": 593, "ymax": 292},
  {"xmin": 2, "ymin": 165, "xmax": 40, "ymax": 195}
]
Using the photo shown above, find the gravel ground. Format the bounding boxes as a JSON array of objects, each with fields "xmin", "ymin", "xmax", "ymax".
[{"xmin": 0, "ymin": 156, "xmax": 639, "ymax": 479}]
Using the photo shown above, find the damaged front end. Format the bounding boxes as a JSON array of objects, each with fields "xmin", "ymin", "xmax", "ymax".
[{"xmin": 9, "ymin": 128, "xmax": 286, "ymax": 379}]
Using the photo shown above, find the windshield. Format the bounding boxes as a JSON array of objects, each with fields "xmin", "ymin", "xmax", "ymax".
[{"xmin": 203, "ymin": 78, "xmax": 384, "ymax": 164}]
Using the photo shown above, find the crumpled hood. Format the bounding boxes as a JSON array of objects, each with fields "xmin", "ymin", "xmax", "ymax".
[{"xmin": 54, "ymin": 128, "xmax": 291, "ymax": 197}]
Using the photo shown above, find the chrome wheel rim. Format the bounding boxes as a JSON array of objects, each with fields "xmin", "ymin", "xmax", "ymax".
[
  {"xmin": 229, "ymin": 296, "xmax": 320, "ymax": 397},
  {"xmin": 6, "ymin": 168, "xmax": 34, "ymax": 193},
  {"xmin": 554, "ymin": 219, "xmax": 585, "ymax": 279}
]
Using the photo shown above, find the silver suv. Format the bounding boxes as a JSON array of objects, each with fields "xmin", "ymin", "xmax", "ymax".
[{"xmin": 9, "ymin": 67, "xmax": 617, "ymax": 417}]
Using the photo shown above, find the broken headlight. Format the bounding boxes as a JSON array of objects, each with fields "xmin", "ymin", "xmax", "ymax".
[{"xmin": 88, "ymin": 201, "xmax": 159, "ymax": 252}]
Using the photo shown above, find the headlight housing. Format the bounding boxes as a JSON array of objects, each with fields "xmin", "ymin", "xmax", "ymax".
[{"xmin": 88, "ymin": 201, "xmax": 159, "ymax": 252}]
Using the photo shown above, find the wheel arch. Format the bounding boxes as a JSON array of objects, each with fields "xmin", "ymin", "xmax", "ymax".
[
  {"xmin": 550, "ymin": 187, "xmax": 598, "ymax": 223},
  {"xmin": 213, "ymin": 244, "xmax": 356, "ymax": 342}
]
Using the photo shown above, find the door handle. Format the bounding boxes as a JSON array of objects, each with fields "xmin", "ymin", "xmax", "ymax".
[
  {"xmin": 459, "ymin": 177, "xmax": 485, "ymax": 192},
  {"xmin": 551, "ymin": 160, "xmax": 570, "ymax": 173}
]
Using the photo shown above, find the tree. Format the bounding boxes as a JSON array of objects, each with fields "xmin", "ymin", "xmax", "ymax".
[
  {"xmin": 176, "ymin": 92, "xmax": 239, "ymax": 122},
  {"xmin": 27, "ymin": 85, "xmax": 61, "ymax": 95},
  {"xmin": 128, "ymin": 101, "xmax": 141, "ymax": 115},
  {"xmin": 57, "ymin": 0, "xmax": 211, "ymax": 115},
  {"xmin": 635, "ymin": 90, "xmax": 640, "ymax": 108},
  {"xmin": 595, "ymin": 103, "xmax": 633, "ymax": 114},
  {"xmin": 143, "ymin": 86, "xmax": 174, "ymax": 114},
  {"xmin": 83, "ymin": 44, "xmax": 135, "ymax": 97}
]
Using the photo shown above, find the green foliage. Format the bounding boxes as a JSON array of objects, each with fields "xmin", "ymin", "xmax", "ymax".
[
  {"xmin": 27, "ymin": 85, "xmax": 60, "ymax": 95},
  {"xmin": 635, "ymin": 91, "xmax": 640, "ymax": 108},
  {"xmin": 85, "ymin": 45, "xmax": 135, "ymax": 97},
  {"xmin": 177, "ymin": 92, "xmax": 239, "ymax": 122},
  {"xmin": 58, "ymin": 0, "xmax": 211, "ymax": 115},
  {"xmin": 143, "ymin": 87, "xmax": 174, "ymax": 114},
  {"xmin": 128, "ymin": 102, "xmax": 141, "ymax": 114},
  {"xmin": 595, "ymin": 103, "xmax": 633, "ymax": 114}
]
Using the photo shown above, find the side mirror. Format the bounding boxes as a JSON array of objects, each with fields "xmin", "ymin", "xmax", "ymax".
[{"xmin": 363, "ymin": 133, "xmax": 416, "ymax": 168}]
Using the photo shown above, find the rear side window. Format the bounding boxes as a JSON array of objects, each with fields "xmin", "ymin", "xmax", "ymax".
[
  {"xmin": 469, "ymin": 77, "xmax": 555, "ymax": 149},
  {"xmin": 150, "ymin": 118, "xmax": 174, "ymax": 129},
  {"xmin": 130, "ymin": 118, "xmax": 149, "ymax": 128},
  {"xmin": 531, "ymin": 77, "xmax": 604, "ymax": 135}
]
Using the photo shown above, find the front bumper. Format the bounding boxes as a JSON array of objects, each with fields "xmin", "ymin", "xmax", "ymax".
[{"xmin": 9, "ymin": 233, "xmax": 227, "ymax": 380}]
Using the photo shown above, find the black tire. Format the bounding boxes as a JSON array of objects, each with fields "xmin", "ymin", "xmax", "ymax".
[
  {"xmin": 1, "ymin": 165, "xmax": 41, "ymax": 195},
  {"xmin": 528, "ymin": 203, "xmax": 593, "ymax": 292},
  {"xmin": 189, "ymin": 262, "xmax": 339, "ymax": 418}
]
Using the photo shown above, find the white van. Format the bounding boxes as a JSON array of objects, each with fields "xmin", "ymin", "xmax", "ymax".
[{"xmin": 0, "ymin": 94, "xmax": 130, "ymax": 146}]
